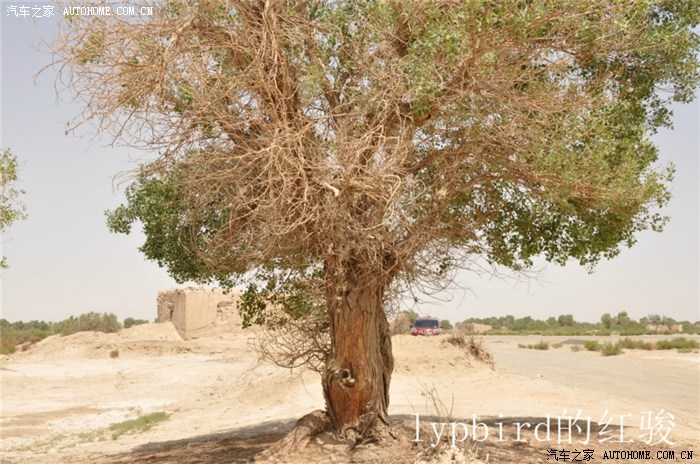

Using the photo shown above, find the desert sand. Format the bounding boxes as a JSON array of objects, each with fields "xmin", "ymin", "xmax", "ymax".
[{"xmin": 1, "ymin": 323, "xmax": 698, "ymax": 463}]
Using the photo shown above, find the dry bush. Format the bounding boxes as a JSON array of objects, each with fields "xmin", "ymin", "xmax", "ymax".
[
  {"xmin": 443, "ymin": 332, "xmax": 494, "ymax": 367},
  {"xmin": 414, "ymin": 386, "xmax": 487, "ymax": 464},
  {"xmin": 249, "ymin": 317, "xmax": 330, "ymax": 375},
  {"xmin": 420, "ymin": 384, "xmax": 455, "ymax": 423}
]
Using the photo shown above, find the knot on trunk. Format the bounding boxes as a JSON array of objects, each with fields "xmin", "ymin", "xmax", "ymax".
[{"xmin": 337, "ymin": 367, "xmax": 356, "ymax": 387}]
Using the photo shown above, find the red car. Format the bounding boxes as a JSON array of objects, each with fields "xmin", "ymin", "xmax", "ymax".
[{"xmin": 411, "ymin": 317, "xmax": 442, "ymax": 336}]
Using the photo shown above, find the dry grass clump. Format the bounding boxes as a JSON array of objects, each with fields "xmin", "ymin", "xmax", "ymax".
[
  {"xmin": 518, "ymin": 340, "xmax": 550, "ymax": 350},
  {"xmin": 443, "ymin": 332, "xmax": 494, "ymax": 367},
  {"xmin": 414, "ymin": 386, "xmax": 488, "ymax": 464}
]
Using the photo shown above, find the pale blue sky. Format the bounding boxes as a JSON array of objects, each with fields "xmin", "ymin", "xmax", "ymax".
[{"xmin": 1, "ymin": 5, "xmax": 698, "ymax": 324}]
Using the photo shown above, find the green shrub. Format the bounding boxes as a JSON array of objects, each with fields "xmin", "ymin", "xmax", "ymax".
[
  {"xmin": 518, "ymin": 340, "xmax": 550, "ymax": 350},
  {"xmin": 0, "ymin": 328, "xmax": 52, "ymax": 354},
  {"xmin": 1, "ymin": 312, "xmax": 125, "ymax": 354},
  {"xmin": 669, "ymin": 338, "xmax": 699, "ymax": 350},
  {"xmin": 619, "ymin": 326, "xmax": 646, "ymax": 336},
  {"xmin": 0, "ymin": 338, "xmax": 16, "ymax": 355},
  {"xmin": 123, "ymin": 318, "xmax": 149, "ymax": 329},
  {"xmin": 60, "ymin": 312, "xmax": 121, "ymax": 335},
  {"xmin": 533, "ymin": 340, "xmax": 550, "ymax": 350},
  {"xmin": 570, "ymin": 345, "xmax": 582, "ymax": 352},
  {"xmin": 601, "ymin": 342, "xmax": 622, "ymax": 356},
  {"xmin": 619, "ymin": 337, "xmax": 653, "ymax": 350},
  {"xmin": 583, "ymin": 340, "xmax": 601, "ymax": 351},
  {"xmin": 655, "ymin": 340, "xmax": 672, "ymax": 350},
  {"xmin": 654, "ymin": 338, "xmax": 700, "ymax": 351}
]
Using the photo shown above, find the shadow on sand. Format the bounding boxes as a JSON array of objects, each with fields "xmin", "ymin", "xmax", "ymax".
[{"xmin": 87, "ymin": 414, "xmax": 662, "ymax": 464}]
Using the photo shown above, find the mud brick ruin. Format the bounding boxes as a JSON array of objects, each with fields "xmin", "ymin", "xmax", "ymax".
[{"xmin": 156, "ymin": 288, "xmax": 243, "ymax": 340}]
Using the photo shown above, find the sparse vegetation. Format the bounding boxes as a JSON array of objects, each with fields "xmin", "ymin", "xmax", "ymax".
[
  {"xmin": 123, "ymin": 318, "xmax": 149, "ymax": 329},
  {"xmin": 444, "ymin": 332, "xmax": 494, "ymax": 367},
  {"xmin": 460, "ymin": 313, "xmax": 700, "ymax": 336},
  {"xmin": 7, "ymin": 411, "xmax": 173, "ymax": 451},
  {"xmin": 618, "ymin": 338, "xmax": 654, "ymax": 350},
  {"xmin": 110, "ymin": 349, "xmax": 120, "ymax": 359},
  {"xmin": 655, "ymin": 338, "xmax": 699, "ymax": 351},
  {"xmin": 570, "ymin": 337, "xmax": 698, "ymax": 356},
  {"xmin": 584, "ymin": 341, "xmax": 601, "ymax": 352},
  {"xmin": 0, "ymin": 322, "xmax": 52, "ymax": 355},
  {"xmin": 601, "ymin": 342, "xmax": 623, "ymax": 356},
  {"xmin": 570, "ymin": 345, "xmax": 582, "ymax": 352},
  {"xmin": 108, "ymin": 412, "xmax": 170, "ymax": 440},
  {"xmin": 518, "ymin": 340, "xmax": 550, "ymax": 350},
  {"xmin": 0, "ymin": 313, "xmax": 150, "ymax": 354},
  {"xmin": 60, "ymin": 312, "xmax": 121, "ymax": 335}
]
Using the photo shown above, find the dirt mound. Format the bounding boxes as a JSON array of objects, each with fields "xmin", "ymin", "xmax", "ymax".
[
  {"xmin": 9, "ymin": 323, "xmax": 199, "ymax": 362},
  {"xmin": 113, "ymin": 322, "xmax": 184, "ymax": 342},
  {"xmin": 392, "ymin": 334, "xmax": 492, "ymax": 374}
]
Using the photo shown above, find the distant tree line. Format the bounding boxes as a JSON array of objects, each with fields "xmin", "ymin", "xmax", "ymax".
[
  {"xmin": 0, "ymin": 312, "xmax": 150, "ymax": 354},
  {"xmin": 391, "ymin": 310, "xmax": 699, "ymax": 336},
  {"xmin": 459, "ymin": 311, "xmax": 699, "ymax": 335}
]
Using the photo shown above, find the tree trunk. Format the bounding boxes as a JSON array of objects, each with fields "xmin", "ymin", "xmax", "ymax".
[{"xmin": 322, "ymin": 272, "xmax": 394, "ymax": 440}]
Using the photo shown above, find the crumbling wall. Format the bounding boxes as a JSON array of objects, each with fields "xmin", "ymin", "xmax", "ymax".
[{"xmin": 156, "ymin": 288, "xmax": 243, "ymax": 339}]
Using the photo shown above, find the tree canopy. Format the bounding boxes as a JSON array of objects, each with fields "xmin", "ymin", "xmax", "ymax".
[
  {"xmin": 94, "ymin": 0, "xmax": 698, "ymax": 302},
  {"xmin": 0, "ymin": 148, "xmax": 26, "ymax": 268},
  {"xmin": 56, "ymin": 0, "xmax": 700, "ymax": 444}
]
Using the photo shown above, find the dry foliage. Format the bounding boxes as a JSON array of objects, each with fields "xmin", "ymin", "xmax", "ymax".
[
  {"xmin": 443, "ymin": 332, "xmax": 494, "ymax": 367},
  {"xmin": 250, "ymin": 316, "xmax": 329, "ymax": 374},
  {"xmin": 51, "ymin": 0, "xmax": 691, "ymax": 290}
]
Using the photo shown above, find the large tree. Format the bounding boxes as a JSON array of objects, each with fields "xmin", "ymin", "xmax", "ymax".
[{"xmin": 56, "ymin": 0, "xmax": 699, "ymax": 445}]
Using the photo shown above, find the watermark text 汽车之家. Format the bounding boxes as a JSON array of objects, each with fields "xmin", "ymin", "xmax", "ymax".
[
  {"xmin": 545, "ymin": 449, "xmax": 694, "ymax": 461},
  {"xmin": 6, "ymin": 3, "xmax": 155, "ymax": 19}
]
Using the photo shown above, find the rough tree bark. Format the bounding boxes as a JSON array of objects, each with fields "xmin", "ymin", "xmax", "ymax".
[
  {"xmin": 322, "ymin": 269, "xmax": 394, "ymax": 441},
  {"xmin": 256, "ymin": 268, "xmax": 395, "ymax": 461}
]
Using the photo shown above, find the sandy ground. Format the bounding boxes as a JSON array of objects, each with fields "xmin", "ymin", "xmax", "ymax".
[{"xmin": 1, "ymin": 324, "xmax": 698, "ymax": 463}]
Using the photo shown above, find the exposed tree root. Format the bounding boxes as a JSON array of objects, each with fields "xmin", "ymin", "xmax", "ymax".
[
  {"xmin": 254, "ymin": 410, "xmax": 331, "ymax": 462},
  {"xmin": 254, "ymin": 410, "xmax": 409, "ymax": 463}
]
